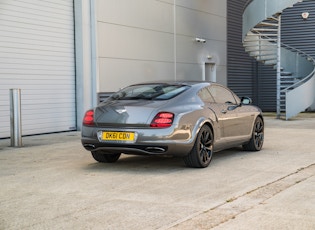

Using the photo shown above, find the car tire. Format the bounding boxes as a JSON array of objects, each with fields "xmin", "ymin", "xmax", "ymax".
[
  {"xmin": 183, "ymin": 125, "xmax": 213, "ymax": 168},
  {"xmin": 91, "ymin": 151, "xmax": 121, "ymax": 163},
  {"xmin": 243, "ymin": 116, "xmax": 264, "ymax": 151}
]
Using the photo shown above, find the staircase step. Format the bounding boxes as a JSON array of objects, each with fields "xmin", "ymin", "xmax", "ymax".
[
  {"xmin": 267, "ymin": 15, "xmax": 280, "ymax": 21},
  {"xmin": 260, "ymin": 21, "xmax": 279, "ymax": 27},
  {"xmin": 281, "ymin": 82, "xmax": 297, "ymax": 85},
  {"xmin": 280, "ymin": 76, "xmax": 297, "ymax": 79},
  {"xmin": 252, "ymin": 27, "xmax": 278, "ymax": 33},
  {"xmin": 256, "ymin": 56, "xmax": 277, "ymax": 61},
  {"xmin": 280, "ymin": 72, "xmax": 293, "ymax": 76},
  {"xmin": 244, "ymin": 43, "xmax": 277, "ymax": 48},
  {"xmin": 247, "ymin": 34, "xmax": 278, "ymax": 40},
  {"xmin": 281, "ymin": 77, "xmax": 299, "ymax": 82},
  {"xmin": 263, "ymin": 60, "xmax": 277, "ymax": 65},
  {"xmin": 244, "ymin": 45, "xmax": 276, "ymax": 50}
]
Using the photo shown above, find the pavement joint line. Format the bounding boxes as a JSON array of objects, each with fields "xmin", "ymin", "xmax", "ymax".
[{"xmin": 165, "ymin": 163, "xmax": 315, "ymax": 229}]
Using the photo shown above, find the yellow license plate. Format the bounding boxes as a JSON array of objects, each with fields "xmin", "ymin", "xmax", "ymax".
[{"xmin": 102, "ymin": 131, "xmax": 135, "ymax": 141}]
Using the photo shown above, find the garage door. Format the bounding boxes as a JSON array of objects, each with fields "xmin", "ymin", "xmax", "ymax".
[{"xmin": 0, "ymin": 0, "xmax": 76, "ymax": 138}]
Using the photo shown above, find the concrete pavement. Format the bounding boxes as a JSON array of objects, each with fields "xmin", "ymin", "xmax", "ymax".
[{"xmin": 0, "ymin": 115, "xmax": 314, "ymax": 229}]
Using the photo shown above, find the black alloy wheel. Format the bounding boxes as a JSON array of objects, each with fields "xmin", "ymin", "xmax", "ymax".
[
  {"xmin": 243, "ymin": 116, "xmax": 264, "ymax": 151},
  {"xmin": 91, "ymin": 151, "xmax": 121, "ymax": 163},
  {"xmin": 184, "ymin": 125, "xmax": 213, "ymax": 168}
]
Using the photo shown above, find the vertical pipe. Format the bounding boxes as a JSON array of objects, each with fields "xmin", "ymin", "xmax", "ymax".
[
  {"xmin": 10, "ymin": 89, "xmax": 22, "ymax": 147},
  {"xmin": 90, "ymin": 0, "xmax": 98, "ymax": 107},
  {"xmin": 173, "ymin": 0, "xmax": 177, "ymax": 80},
  {"xmin": 276, "ymin": 15, "xmax": 281, "ymax": 119}
]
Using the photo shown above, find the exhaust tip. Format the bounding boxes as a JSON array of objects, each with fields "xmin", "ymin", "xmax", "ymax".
[
  {"xmin": 83, "ymin": 144, "xmax": 96, "ymax": 150},
  {"xmin": 145, "ymin": 147, "xmax": 166, "ymax": 153}
]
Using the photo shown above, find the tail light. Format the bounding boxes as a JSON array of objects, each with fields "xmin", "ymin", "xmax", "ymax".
[
  {"xmin": 83, "ymin": 109, "xmax": 94, "ymax": 126},
  {"xmin": 150, "ymin": 112, "xmax": 174, "ymax": 128}
]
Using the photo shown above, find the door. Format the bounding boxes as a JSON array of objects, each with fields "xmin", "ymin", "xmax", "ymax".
[
  {"xmin": 205, "ymin": 63, "xmax": 216, "ymax": 82},
  {"xmin": 0, "ymin": 1, "xmax": 76, "ymax": 138},
  {"xmin": 208, "ymin": 85, "xmax": 243, "ymax": 139}
]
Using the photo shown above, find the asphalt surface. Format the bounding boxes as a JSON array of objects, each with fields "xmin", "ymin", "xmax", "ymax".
[{"xmin": 0, "ymin": 115, "xmax": 314, "ymax": 230}]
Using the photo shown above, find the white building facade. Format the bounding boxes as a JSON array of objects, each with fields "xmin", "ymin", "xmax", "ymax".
[{"xmin": 1, "ymin": 0, "xmax": 227, "ymax": 138}]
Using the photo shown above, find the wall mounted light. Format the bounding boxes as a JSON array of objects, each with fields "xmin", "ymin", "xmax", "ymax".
[
  {"xmin": 195, "ymin": 37, "xmax": 206, "ymax": 43},
  {"xmin": 301, "ymin": 12, "xmax": 309, "ymax": 20}
]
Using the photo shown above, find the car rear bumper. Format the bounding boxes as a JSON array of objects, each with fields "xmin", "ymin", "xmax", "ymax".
[{"xmin": 81, "ymin": 137, "xmax": 193, "ymax": 156}]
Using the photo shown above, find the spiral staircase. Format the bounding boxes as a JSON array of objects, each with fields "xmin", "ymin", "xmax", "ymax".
[{"xmin": 243, "ymin": 0, "xmax": 315, "ymax": 120}]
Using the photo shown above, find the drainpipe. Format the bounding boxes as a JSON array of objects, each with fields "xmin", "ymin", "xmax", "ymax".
[
  {"xmin": 276, "ymin": 15, "xmax": 281, "ymax": 119},
  {"xmin": 90, "ymin": 0, "xmax": 98, "ymax": 107},
  {"xmin": 173, "ymin": 0, "xmax": 177, "ymax": 80}
]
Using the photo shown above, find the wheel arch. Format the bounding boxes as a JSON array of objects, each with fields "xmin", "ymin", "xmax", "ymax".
[
  {"xmin": 191, "ymin": 118, "xmax": 215, "ymax": 144},
  {"xmin": 258, "ymin": 114, "xmax": 264, "ymax": 123},
  {"xmin": 256, "ymin": 113, "xmax": 265, "ymax": 127}
]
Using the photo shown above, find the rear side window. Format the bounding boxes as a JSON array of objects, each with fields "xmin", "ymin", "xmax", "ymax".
[
  {"xmin": 208, "ymin": 85, "xmax": 238, "ymax": 104},
  {"xmin": 198, "ymin": 87, "xmax": 215, "ymax": 102},
  {"xmin": 109, "ymin": 84, "xmax": 190, "ymax": 101}
]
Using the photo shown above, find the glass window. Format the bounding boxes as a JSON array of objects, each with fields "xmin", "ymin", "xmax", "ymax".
[
  {"xmin": 198, "ymin": 87, "xmax": 215, "ymax": 102},
  {"xmin": 109, "ymin": 84, "xmax": 190, "ymax": 101},
  {"xmin": 208, "ymin": 85, "xmax": 237, "ymax": 104}
]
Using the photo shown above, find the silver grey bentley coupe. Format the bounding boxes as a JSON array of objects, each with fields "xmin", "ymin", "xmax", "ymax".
[{"xmin": 81, "ymin": 81, "xmax": 264, "ymax": 168}]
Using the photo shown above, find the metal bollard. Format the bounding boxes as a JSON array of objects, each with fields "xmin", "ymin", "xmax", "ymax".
[{"xmin": 10, "ymin": 89, "xmax": 22, "ymax": 147}]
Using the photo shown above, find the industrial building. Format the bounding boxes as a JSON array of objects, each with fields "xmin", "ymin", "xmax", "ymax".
[{"xmin": 1, "ymin": 0, "xmax": 314, "ymax": 138}]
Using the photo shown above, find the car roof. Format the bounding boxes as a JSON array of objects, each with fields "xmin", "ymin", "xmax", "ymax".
[{"xmin": 129, "ymin": 81, "xmax": 214, "ymax": 87}]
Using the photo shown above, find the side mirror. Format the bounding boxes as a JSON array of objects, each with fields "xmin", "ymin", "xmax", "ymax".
[{"xmin": 241, "ymin": 97, "xmax": 252, "ymax": 105}]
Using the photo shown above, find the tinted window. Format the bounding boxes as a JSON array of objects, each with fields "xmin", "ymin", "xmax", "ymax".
[
  {"xmin": 109, "ymin": 84, "xmax": 190, "ymax": 101},
  {"xmin": 208, "ymin": 85, "xmax": 238, "ymax": 104},
  {"xmin": 198, "ymin": 87, "xmax": 215, "ymax": 102}
]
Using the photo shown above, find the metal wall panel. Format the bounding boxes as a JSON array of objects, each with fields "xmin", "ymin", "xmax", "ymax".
[
  {"xmin": 0, "ymin": 0, "xmax": 76, "ymax": 138},
  {"xmin": 227, "ymin": 0, "xmax": 277, "ymax": 111},
  {"xmin": 282, "ymin": 0, "xmax": 315, "ymax": 59}
]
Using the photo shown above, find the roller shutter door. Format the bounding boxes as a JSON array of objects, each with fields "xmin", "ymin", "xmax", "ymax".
[{"xmin": 0, "ymin": 0, "xmax": 76, "ymax": 138}]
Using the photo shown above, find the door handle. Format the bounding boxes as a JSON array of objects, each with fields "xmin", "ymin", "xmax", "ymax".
[{"xmin": 221, "ymin": 109, "xmax": 227, "ymax": 114}]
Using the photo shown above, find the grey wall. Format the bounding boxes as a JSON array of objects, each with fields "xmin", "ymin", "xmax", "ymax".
[
  {"xmin": 282, "ymin": 0, "xmax": 315, "ymax": 59},
  {"xmin": 95, "ymin": 0, "xmax": 227, "ymax": 92}
]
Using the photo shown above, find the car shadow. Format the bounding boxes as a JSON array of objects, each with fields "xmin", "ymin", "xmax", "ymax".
[
  {"xmin": 82, "ymin": 155, "xmax": 187, "ymax": 174},
  {"xmin": 82, "ymin": 146, "xmax": 257, "ymax": 174},
  {"xmin": 212, "ymin": 147, "xmax": 252, "ymax": 161}
]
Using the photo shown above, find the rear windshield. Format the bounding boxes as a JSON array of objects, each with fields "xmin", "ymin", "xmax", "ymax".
[{"xmin": 109, "ymin": 84, "xmax": 190, "ymax": 101}]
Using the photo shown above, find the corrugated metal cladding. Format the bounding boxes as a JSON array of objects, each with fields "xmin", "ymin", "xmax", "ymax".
[
  {"xmin": 227, "ymin": 0, "xmax": 277, "ymax": 111},
  {"xmin": 282, "ymin": 0, "xmax": 315, "ymax": 59},
  {"xmin": 0, "ymin": 0, "xmax": 76, "ymax": 138}
]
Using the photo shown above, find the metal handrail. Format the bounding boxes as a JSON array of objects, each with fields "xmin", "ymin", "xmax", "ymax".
[
  {"xmin": 251, "ymin": 32, "xmax": 315, "ymax": 92},
  {"xmin": 243, "ymin": 0, "xmax": 254, "ymax": 12},
  {"xmin": 246, "ymin": 29, "xmax": 314, "ymax": 66},
  {"xmin": 280, "ymin": 43, "xmax": 315, "ymax": 65},
  {"xmin": 281, "ymin": 68, "xmax": 315, "ymax": 92}
]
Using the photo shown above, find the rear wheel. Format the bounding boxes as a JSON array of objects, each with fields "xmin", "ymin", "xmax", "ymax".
[
  {"xmin": 183, "ymin": 125, "xmax": 213, "ymax": 168},
  {"xmin": 91, "ymin": 150, "xmax": 121, "ymax": 163},
  {"xmin": 243, "ymin": 116, "xmax": 264, "ymax": 151}
]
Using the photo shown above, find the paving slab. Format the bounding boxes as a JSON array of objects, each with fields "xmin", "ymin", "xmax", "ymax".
[{"xmin": 0, "ymin": 115, "xmax": 314, "ymax": 230}]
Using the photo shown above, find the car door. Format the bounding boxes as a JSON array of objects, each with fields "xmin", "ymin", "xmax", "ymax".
[
  {"xmin": 208, "ymin": 85, "xmax": 246, "ymax": 141},
  {"xmin": 197, "ymin": 87, "xmax": 224, "ymax": 141},
  {"xmin": 233, "ymin": 96, "xmax": 257, "ymax": 137}
]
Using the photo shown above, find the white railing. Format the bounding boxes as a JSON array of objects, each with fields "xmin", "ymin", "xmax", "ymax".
[
  {"xmin": 243, "ymin": 0, "xmax": 302, "ymax": 40},
  {"xmin": 284, "ymin": 69, "xmax": 315, "ymax": 119}
]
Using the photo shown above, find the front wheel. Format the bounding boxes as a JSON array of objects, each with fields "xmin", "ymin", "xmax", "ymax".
[
  {"xmin": 243, "ymin": 116, "xmax": 264, "ymax": 151},
  {"xmin": 183, "ymin": 125, "xmax": 213, "ymax": 168},
  {"xmin": 91, "ymin": 150, "xmax": 121, "ymax": 163}
]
